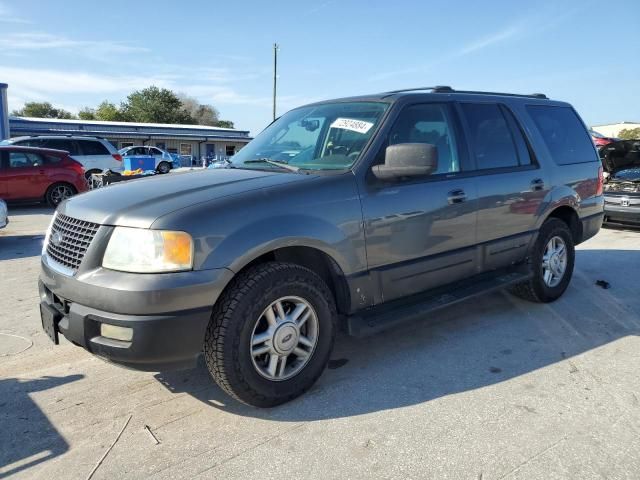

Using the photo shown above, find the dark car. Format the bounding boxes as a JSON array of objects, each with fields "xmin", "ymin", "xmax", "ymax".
[
  {"xmin": 0, "ymin": 146, "xmax": 88, "ymax": 206},
  {"xmin": 39, "ymin": 87, "xmax": 604, "ymax": 407},
  {"xmin": 600, "ymin": 139, "xmax": 640, "ymax": 226}
]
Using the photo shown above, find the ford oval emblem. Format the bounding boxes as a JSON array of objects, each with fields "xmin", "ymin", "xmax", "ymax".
[{"xmin": 51, "ymin": 231, "xmax": 64, "ymax": 247}]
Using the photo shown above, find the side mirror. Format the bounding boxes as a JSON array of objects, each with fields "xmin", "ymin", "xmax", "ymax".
[{"xmin": 371, "ymin": 143, "xmax": 438, "ymax": 180}]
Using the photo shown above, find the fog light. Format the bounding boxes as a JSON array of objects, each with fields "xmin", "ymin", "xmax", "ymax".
[{"xmin": 101, "ymin": 324, "xmax": 133, "ymax": 342}]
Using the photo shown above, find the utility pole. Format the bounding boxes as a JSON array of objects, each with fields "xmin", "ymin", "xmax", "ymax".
[{"xmin": 272, "ymin": 43, "xmax": 279, "ymax": 121}]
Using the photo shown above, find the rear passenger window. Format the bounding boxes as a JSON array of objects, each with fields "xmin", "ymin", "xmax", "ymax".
[
  {"xmin": 526, "ymin": 105, "xmax": 598, "ymax": 165},
  {"xmin": 78, "ymin": 140, "xmax": 109, "ymax": 156},
  {"xmin": 41, "ymin": 139, "xmax": 79, "ymax": 155},
  {"xmin": 461, "ymin": 103, "xmax": 523, "ymax": 170}
]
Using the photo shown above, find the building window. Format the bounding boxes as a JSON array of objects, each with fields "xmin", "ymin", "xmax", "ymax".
[
  {"xmin": 225, "ymin": 145, "xmax": 236, "ymax": 156},
  {"xmin": 180, "ymin": 143, "xmax": 193, "ymax": 156}
]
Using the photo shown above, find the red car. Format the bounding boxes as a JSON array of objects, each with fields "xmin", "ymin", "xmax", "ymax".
[
  {"xmin": 590, "ymin": 129, "xmax": 617, "ymax": 148},
  {"xmin": 0, "ymin": 146, "xmax": 88, "ymax": 207}
]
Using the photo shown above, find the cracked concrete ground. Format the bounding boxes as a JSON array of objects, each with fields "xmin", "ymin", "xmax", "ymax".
[{"xmin": 1, "ymin": 206, "xmax": 639, "ymax": 479}]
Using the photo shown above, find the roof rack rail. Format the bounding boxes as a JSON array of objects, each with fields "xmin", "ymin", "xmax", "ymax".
[{"xmin": 386, "ymin": 86, "xmax": 548, "ymax": 99}]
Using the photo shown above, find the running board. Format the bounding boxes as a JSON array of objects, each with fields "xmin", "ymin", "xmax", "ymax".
[{"xmin": 345, "ymin": 268, "xmax": 532, "ymax": 338}]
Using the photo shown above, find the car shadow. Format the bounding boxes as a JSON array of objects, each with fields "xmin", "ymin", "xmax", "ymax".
[
  {"xmin": 154, "ymin": 248, "xmax": 639, "ymax": 421},
  {"xmin": 5, "ymin": 204, "xmax": 54, "ymax": 216},
  {"xmin": 0, "ymin": 234, "xmax": 45, "ymax": 260},
  {"xmin": 0, "ymin": 374, "xmax": 84, "ymax": 479}
]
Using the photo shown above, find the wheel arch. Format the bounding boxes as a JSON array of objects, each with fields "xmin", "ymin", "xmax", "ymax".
[
  {"xmin": 226, "ymin": 245, "xmax": 351, "ymax": 316},
  {"xmin": 544, "ymin": 205, "xmax": 582, "ymax": 244}
]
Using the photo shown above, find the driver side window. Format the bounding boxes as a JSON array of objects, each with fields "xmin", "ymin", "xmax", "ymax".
[{"xmin": 385, "ymin": 103, "xmax": 460, "ymax": 175}]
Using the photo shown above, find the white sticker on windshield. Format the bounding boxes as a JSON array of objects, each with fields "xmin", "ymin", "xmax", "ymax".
[{"xmin": 330, "ymin": 118, "xmax": 374, "ymax": 134}]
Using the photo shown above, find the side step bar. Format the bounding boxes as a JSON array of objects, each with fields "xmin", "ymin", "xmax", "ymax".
[{"xmin": 345, "ymin": 268, "xmax": 532, "ymax": 337}]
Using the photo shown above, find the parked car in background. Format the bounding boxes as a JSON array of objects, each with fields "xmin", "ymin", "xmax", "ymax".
[
  {"xmin": 1, "ymin": 136, "xmax": 122, "ymax": 178},
  {"xmin": 590, "ymin": 129, "xmax": 617, "ymax": 149},
  {"xmin": 118, "ymin": 145, "xmax": 173, "ymax": 173},
  {"xmin": 0, "ymin": 146, "xmax": 88, "ymax": 206},
  {"xmin": 0, "ymin": 198, "xmax": 7, "ymax": 228},
  {"xmin": 600, "ymin": 139, "xmax": 640, "ymax": 226},
  {"xmin": 39, "ymin": 87, "xmax": 603, "ymax": 407}
]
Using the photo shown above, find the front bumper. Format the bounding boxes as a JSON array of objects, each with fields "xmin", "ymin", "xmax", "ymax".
[
  {"xmin": 39, "ymin": 255, "xmax": 234, "ymax": 371},
  {"xmin": 604, "ymin": 198, "xmax": 640, "ymax": 226}
]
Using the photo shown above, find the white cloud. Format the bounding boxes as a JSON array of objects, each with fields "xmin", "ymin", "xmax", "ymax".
[
  {"xmin": 457, "ymin": 25, "xmax": 522, "ymax": 56},
  {"xmin": 0, "ymin": 1, "xmax": 31, "ymax": 23},
  {"xmin": 0, "ymin": 32, "xmax": 148, "ymax": 56}
]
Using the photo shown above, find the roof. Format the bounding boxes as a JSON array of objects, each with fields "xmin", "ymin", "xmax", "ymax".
[
  {"xmin": 0, "ymin": 145, "xmax": 69, "ymax": 154},
  {"xmin": 303, "ymin": 86, "xmax": 564, "ymax": 108},
  {"xmin": 591, "ymin": 121, "xmax": 640, "ymax": 127},
  {"xmin": 9, "ymin": 116, "xmax": 249, "ymax": 134}
]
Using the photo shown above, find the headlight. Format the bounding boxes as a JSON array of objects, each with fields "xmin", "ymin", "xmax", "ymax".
[
  {"xmin": 103, "ymin": 227, "xmax": 194, "ymax": 273},
  {"xmin": 42, "ymin": 212, "xmax": 57, "ymax": 255}
]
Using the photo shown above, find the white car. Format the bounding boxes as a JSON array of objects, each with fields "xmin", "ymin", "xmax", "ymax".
[
  {"xmin": 2, "ymin": 136, "xmax": 122, "ymax": 178},
  {"xmin": 119, "ymin": 146, "xmax": 174, "ymax": 174},
  {"xmin": 0, "ymin": 199, "xmax": 7, "ymax": 229}
]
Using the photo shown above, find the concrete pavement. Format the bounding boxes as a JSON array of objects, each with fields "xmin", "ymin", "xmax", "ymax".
[{"xmin": 1, "ymin": 206, "xmax": 639, "ymax": 479}]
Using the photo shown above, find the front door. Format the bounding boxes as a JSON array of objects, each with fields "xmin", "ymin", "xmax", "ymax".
[
  {"xmin": 360, "ymin": 102, "xmax": 478, "ymax": 303},
  {"xmin": 4, "ymin": 150, "xmax": 49, "ymax": 201}
]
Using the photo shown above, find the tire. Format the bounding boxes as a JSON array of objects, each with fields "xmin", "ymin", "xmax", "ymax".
[
  {"xmin": 157, "ymin": 162, "xmax": 171, "ymax": 174},
  {"xmin": 46, "ymin": 183, "xmax": 77, "ymax": 207},
  {"xmin": 510, "ymin": 218, "xmax": 575, "ymax": 303},
  {"xmin": 84, "ymin": 169, "xmax": 101, "ymax": 180},
  {"xmin": 204, "ymin": 261, "xmax": 337, "ymax": 407}
]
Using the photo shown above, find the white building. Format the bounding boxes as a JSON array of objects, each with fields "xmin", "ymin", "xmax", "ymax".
[
  {"xmin": 591, "ymin": 122, "xmax": 640, "ymax": 138},
  {"xmin": 8, "ymin": 116, "xmax": 252, "ymax": 161}
]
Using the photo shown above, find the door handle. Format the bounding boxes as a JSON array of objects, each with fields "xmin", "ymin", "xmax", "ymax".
[
  {"xmin": 447, "ymin": 189, "xmax": 467, "ymax": 204},
  {"xmin": 39, "ymin": 169, "xmax": 45, "ymax": 174},
  {"xmin": 530, "ymin": 178, "xmax": 544, "ymax": 191}
]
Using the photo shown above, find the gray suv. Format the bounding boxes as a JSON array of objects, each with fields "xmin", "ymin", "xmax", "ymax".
[{"xmin": 39, "ymin": 87, "xmax": 604, "ymax": 407}]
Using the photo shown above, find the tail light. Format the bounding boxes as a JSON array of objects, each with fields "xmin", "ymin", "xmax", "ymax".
[
  {"xmin": 596, "ymin": 166, "xmax": 603, "ymax": 196},
  {"xmin": 112, "ymin": 154, "xmax": 123, "ymax": 162},
  {"xmin": 67, "ymin": 156, "xmax": 85, "ymax": 175}
]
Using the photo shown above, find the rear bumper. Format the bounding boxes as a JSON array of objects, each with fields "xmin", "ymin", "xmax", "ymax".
[
  {"xmin": 39, "ymin": 257, "xmax": 234, "ymax": 371},
  {"xmin": 580, "ymin": 211, "xmax": 604, "ymax": 243}
]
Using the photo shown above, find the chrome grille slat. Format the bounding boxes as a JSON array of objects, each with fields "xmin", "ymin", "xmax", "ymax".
[{"xmin": 46, "ymin": 214, "xmax": 100, "ymax": 273}]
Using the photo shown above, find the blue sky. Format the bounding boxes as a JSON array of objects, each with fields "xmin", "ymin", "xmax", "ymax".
[{"xmin": 1, "ymin": 0, "xmax": 638, "ymax": 134}]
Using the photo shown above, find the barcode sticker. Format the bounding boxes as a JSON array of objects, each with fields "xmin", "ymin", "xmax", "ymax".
[{"xmin": 330, "ymin": 118, "xmax": 374, "ymax": 134}]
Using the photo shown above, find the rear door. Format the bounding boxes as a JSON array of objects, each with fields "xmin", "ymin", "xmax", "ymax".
[
  {"xmin": 4, "ymin": 150, "xmax": 49, "ymax": 200},
  {"xmin": 360, "ymin": 102, "xmax": 479, "ymax": 302},
  {"xmin": 458, "ymin": 102, "xmax": 548, "ymax": 270},
  {"xmin": 76, "ymin": 139, "xmax": 117, "ymax": 171}
]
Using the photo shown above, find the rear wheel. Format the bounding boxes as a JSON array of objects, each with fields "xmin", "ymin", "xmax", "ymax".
[
  {"xmin": 46, "ymin": 183, "xmax": 76, "ymax": 207},
  {"xmin": 510, "ymin": 218, "xmax": 575, "ymax": 303},
  {"xmin": 204, "ymin": 262, "xmax": 336, "ymax": 407},
  {"xmin": 157, "ymin": 162, "xmax": 171, "ymax": 174}
]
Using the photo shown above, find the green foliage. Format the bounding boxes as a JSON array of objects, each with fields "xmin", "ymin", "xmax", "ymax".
[
  {"xmin": 618, "ymin": 128, "xmax": 640, "ymax": 140},
  {"xmin": 122, "ymin": 86, "xmax": 194, "ymax": 124},
  {"xmin": 15, "ymin": 87, "xmax": 237, "ymax": 128},
  {"xmin": 11, "ymin": 102, "xmax": 75, "ymax": 119}
]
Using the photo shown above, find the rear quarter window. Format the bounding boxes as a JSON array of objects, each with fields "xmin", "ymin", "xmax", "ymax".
[
  {"xmin": 526, "ymin": 105, "xmax": 598, "ymax": 165},
  {"xmin": 78, "ymin": 140, "xmax": 109, "ymax": 156}
]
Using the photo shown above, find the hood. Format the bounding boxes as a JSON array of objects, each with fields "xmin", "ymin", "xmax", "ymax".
[
  {"xmin": 600, "ymin": 140, "xmax": 640, "ymax": 175},
  {"xmin": 59, "ymin": 168, "xmax": 313, "ymax": 228}
]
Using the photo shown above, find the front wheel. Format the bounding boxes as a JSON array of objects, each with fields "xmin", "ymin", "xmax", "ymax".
[
  {"xmin": 510, "ymin": 218, "xmax": 575, "ymax": 303},
  {"xmin": 204, "ymin": 262, "xmax": 336, "ymax": 407},
  {"xmin": 46, "ymin": 183, "xmax": 77, "ymax": 207}
]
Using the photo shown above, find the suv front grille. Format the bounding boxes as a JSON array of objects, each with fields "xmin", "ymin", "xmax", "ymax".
[{"xmin": 46, "ymin": 214, "xmax": 100, "ymax": 273}]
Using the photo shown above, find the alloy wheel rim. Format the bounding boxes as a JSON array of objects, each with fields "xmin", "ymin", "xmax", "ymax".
[
  {"xmin": 51, "ymin": 186, "xmax": 73, "ymax": 205},
  {"xmin": 542, "ymin": 235, "xmax": 567, "ymax": 288},
  {"xmin": 250, "ymin": 296, "xmax": 319, "ymax": 381}
]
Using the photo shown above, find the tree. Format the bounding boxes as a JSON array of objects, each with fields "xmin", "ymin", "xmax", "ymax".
[
  {"xmin": 121, "ymin": 86, "xmax": 194, "ymax": 124},
  {"xmin": 178, "ymin": 94, "xmax": 220, "ymax": 126},
  {"xmin": 214, "ymin": 120, "xmax": 235, "ymax": 129},
  {"xmin": 78, "ymin": 107, "xmax": 97, "ymax": 120},
  {"xmin": 11, "ymin": 102, "xmax": 75, "ymax": 119},
  {"xmin": 618, "ymin": 128, "xmax": 640, "ymax": 140}
]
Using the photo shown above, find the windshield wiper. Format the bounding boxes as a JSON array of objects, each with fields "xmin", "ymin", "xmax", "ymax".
[{"xmin": 243, "ymin": 158, "xmax": 301, "ymax": 173}]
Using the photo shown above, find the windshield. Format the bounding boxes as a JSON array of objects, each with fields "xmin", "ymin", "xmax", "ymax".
[{"xmin": 231, "ymin": 101, "xmax": 388, "ymax": 171}]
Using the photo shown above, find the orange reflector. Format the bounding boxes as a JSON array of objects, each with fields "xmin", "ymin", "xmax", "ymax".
[{"xmin": 161, "ymin": 231, "xmax": 193, "ymax": 267}]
